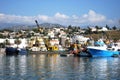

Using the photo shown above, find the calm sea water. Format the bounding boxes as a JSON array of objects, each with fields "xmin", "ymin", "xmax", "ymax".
[{"xmin": 0, "ymin": 53, "xmax": 120, "ymax": 80}]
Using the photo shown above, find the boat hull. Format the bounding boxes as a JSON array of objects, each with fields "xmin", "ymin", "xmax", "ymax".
[
  {"xmin": 19, "ymin": 49, "xmax": 28, "ymax": 55},
  {"xmin": 88, "ymin": 48, "xmax": 119, "ymax": 57}
]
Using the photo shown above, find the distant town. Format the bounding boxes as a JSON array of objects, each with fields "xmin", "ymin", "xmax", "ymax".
[
  {"xmin": 0, "ymin": 23, "xmax": 120, "ymax": 39},
  {"xmin": 0, "ymin": 22, "xmax": 120, "ymax": 53}
]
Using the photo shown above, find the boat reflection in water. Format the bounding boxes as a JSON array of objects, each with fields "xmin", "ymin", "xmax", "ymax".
[
  {"xmin": 89, "ymin": 58, "xmax": 120, "ymax": 79},
  {"xmin": 18, "ymin": 55, "xmax": 27, "ymax": 76},
  {"xmin": 0, "ymin": 54, "xmax": 120, "ymax": 80}
]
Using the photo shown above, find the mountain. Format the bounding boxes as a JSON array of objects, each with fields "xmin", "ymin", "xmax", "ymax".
[
  {"xmin": 0, "ymin": 23, "xmax": 31, "ymax": 30},
  {"xmin": 39, "ymin": 23, "xmax": 65, "ymax": 28},
  {"xmin": 0, "ymin": 23, "xmax": 66, "ymax": 30},
  {"xmin": 0, "ymin": 23, "xmax": 18, "ymax": 29}
]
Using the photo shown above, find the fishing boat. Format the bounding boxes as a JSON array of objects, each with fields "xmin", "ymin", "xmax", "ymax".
[
  {"xmin": 87, "ymin": 46, "xmax": 119, "ymax": 57},
  {"xmin": 5, "ymin": 39, "xmax": 28, "ymax": 55},
  {"xmin": 87, "ymin": 39, "xmax": 119, "ymax": 57},
  {"xmin": 5, "ymin": 47, "xmax": 27, "ymax": 55}
]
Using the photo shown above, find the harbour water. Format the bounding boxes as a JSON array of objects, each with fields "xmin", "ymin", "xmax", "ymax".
[{"xmin": 0, "ymin": 53, "xmax": 120, "ymax": 80}]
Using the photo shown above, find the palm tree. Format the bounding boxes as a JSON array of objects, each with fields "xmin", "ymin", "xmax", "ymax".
[
  {"xmin": 95, "ymin": 25, "xmax": 100, "ymax": 33},
  {"xmin": 86, "ymin": 26, "xmax": 92, "ymax": 34}
]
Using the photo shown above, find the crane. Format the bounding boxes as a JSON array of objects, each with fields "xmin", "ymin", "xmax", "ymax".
[
  {"xmin": 35, "ymin": 20, "xmax": 43, "ymax": 33},
  {"xmin": 35, "ymin": 20, "xmax": 40, "ymax": 29}
]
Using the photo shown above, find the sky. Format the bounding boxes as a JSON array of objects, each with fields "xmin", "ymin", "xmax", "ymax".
[{"xmin": 0, "ymin": 0, "xmax": 120, "ymax": 27}]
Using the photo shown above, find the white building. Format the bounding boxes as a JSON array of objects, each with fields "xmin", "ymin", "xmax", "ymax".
[
  {"xmin": 0, "ymin": 38, "xmax": 28, "ymax": 48},
  {"xmin": 98, "ymin": 27, "xmax": 108, "ymax": 31},
  {"xmin": 47, "ymin": 31, "xmax": 55, "ymax": 38},
  {"xmin": 90, "ymin": 27, "xmax": 97, "ymax": 32},
  {"xmin": 59, "ymin": 31, "xmax": 67, "ymax": 38},
  {"xmin": 0, "ymin": 39, "xmax": 5, "ymax": 43},
  {"xmin": 49, "ymin": 39, "xmax": 59, "ymax": 46},
  {"xmin": 72, "ymin": 35, "xmax": 89, "ymax": 44}
]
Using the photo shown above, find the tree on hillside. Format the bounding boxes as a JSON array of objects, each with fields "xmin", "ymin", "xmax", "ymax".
[
  {"xmin": 105, "ymin": 24, "xmax": 110, "ymax": 30},
  {"xmin": 85, "ymin": 26, "xmax": 92, "ymax": 34},
  {"xmin": 68, "ymin": 25, "xmax": 72, "ymax": 29},
  {"xmin": 95, "ymin": 25, "xmax": 100, "ymax": 29},
  {"xmin": 112, "ymin": 26, "xmax": 117, "ymax": 30}
]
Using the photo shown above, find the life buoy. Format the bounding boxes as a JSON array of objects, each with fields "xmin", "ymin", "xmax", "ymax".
[{"xmin": 53, "ymin": 46, "xmax": 58, "ymax": 50}]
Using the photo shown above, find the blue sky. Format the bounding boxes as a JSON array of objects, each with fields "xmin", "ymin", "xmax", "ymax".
[{"xmin": 0, "ymin": 0, "xmax": 120, "ymax": 27}]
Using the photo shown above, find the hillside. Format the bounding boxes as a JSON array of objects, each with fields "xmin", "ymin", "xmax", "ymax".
[{"xmin": 85, "ymin": 30, "xmax": 120, "ymax": 40}]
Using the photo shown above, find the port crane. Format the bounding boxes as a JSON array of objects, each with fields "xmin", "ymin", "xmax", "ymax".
[{"xmin": 35, "ymin": 20, "xmax": 40, "ymax": 31}]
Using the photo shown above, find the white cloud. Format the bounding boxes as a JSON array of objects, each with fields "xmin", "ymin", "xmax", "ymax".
[
  {"xmin": 0, "ymin": 14, "xmax": 34, "ymax": 24},
  {"xmin": 37, "ymin": 15, "xmax": 49, "ymax": 21},
  {"xmin": 54, "ymin": 12, "xmax": 69, "ymax": 19},
  {"xmin": 0, "ymin": 10, "xmax": 117, "ymax": 26},
  {"xmin": 87, "ymin": 10, "xmax": 106, "ymax": 22}
]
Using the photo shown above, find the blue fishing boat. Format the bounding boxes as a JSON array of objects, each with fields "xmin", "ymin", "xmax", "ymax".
[
  {"xmin": 87, "ymin": 39, "xmax": 119, "ymax": 57},
  {"xmin": 87, "ymin": 46, "xmax": 119, "ymax": 57},
  {"xmin": 5, "ymin": 47, "xmax": 27, "ymax": 55}
]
